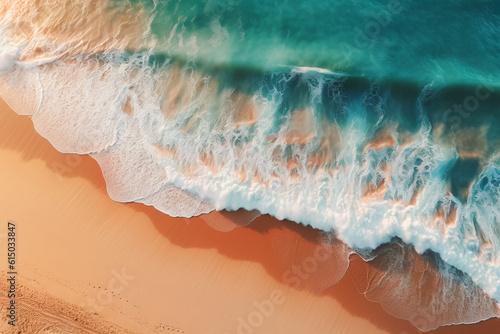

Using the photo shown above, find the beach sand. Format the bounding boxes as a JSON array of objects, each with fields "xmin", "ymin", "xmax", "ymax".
[{"xmin": 0, "ymin": 97, "xmax": 499, "ymax": 333}]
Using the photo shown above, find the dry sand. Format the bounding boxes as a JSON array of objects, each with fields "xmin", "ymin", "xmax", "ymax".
[{"xmin": 0, "ymin": 97, "xmax": 499, "ymax": 333}]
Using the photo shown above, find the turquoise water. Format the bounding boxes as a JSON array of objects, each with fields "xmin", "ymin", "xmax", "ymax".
[{"xmin": 121, "ymin": 0, "xmax": 500, "ymax": 85}]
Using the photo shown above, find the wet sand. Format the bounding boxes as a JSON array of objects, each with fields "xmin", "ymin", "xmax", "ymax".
[{"xmin": 0, "ymin": 98, "xmax": 499, "ymax": 333}]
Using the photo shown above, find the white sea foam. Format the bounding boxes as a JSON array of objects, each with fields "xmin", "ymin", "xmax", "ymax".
[
  {"xmin": 0, "ymin": 27, "xmax": 21, "ymax": 75},
  {"xmin": 1, "ymin": 53, "xmax": 500, "ymax": 324},
  {"xmin": 291, "ymin": 66, "xmax": 335, "ymax": 74}
]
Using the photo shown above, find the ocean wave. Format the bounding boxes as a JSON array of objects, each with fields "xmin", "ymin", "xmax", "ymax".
[{"xmin": 2, "ymin": 0, "xmax": 500, "ymax": 330}]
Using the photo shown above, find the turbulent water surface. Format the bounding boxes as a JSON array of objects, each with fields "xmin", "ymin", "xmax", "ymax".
[{"xmin": 1, "ymin": 0, "xmax": 500, "ymax": 331}]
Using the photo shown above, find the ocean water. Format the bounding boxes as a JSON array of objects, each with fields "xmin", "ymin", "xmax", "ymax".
[{"xmin": 1, "ymin": 0, "xmax": 500, "ymax": 330}]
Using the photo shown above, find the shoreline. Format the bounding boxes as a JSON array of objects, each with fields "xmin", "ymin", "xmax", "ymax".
[{"xmin": 1, "ymin": 98, "xmax": 499, "ymax": 333}]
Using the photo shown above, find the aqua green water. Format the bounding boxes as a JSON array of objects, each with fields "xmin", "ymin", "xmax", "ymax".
[{"xmin": 121, "ymin": 0, "xmax": 500, "ymax": 85}]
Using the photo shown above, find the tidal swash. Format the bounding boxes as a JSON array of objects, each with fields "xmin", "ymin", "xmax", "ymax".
[{"xmin": 1, "ymin": 0, "xmax": 500, "ymax": 331}]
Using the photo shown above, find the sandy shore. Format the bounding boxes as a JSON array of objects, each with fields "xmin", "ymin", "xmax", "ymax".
[{"xmin": 0, "ymin": 97, "xmax": 499, "ymax": 333}]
